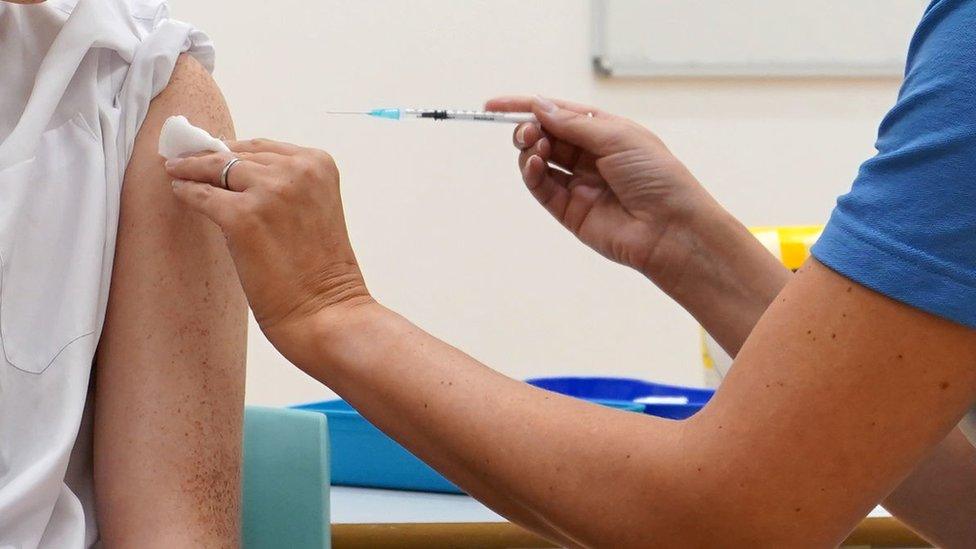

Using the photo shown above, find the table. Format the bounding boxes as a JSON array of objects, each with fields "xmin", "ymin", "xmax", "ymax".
[{"xmin": 330, "ymin": 486, "xmax": 930, "ymax": 548}]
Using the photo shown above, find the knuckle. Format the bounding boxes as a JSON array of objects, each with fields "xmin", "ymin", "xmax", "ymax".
[
  {"xmin": 192, "ymin": 182, "xmax": 214, "ymax": 200},
  {"xmin": 298, "ymin": 159, "xmax": 319, "ymax": 179},
  {"xmin": 270, "ymin": 181, "xmax": 292, "ymax": 198},
  {"xmin": 284, "ymin": 155, "xmax": 307, "ymax": 173},
  {"xmin": 310, "ymin": 148, "xmax": 335, "ymax": 166},
  {"xmin": 307, "ymin": 150, "xmax": 338, "ymax": 178}
]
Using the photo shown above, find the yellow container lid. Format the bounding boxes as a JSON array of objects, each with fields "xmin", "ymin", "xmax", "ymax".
[
  {"xmin": 749, "ymin": 225, "xmax": 824, "ymax": 271},
  {"xmin": 702, "ymin": 224, "xmax": 825, "ymax": 386}
]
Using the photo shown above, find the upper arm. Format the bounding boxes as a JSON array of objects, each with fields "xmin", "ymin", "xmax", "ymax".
[
  {"xmin": 680, "ymin": 259, "xmax": 976, "ymax": 546},
  {"xmin": 678, "ymin": 7, "xmax": 976, "ymax": 543},
  {"xmin": 93, "ymin": 53, "xmax": 247, "ymax": 546}
]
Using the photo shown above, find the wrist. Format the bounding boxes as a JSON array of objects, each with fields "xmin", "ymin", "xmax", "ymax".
[
  {"xmin": 260, "ymin": 296, "xmax": 386, "ymax": 372},
  {"xmin": 637, "ymin": 183, "xmax": 727, "ymax": 293},
  {"xmin": 301, "ymin": 299, "xmax": 400, "ymax": 375},
  {"xmin": 640, "ymin": 194, "xmax": 791, "ymax": 354}
]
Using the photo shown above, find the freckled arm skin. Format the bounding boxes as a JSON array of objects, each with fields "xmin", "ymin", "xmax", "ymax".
[
  {"xmin": 93, "ymin": 54, "xmax": 247, "ymax": 547},
  {"xmin": 671, "ymin": 212, "xmax": 976, "ymax": 547},
  {"xmin": 302, "ymin": 259, "xmax": 976, "ymax": 547}
]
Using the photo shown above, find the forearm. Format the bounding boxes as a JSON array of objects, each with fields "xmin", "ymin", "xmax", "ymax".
[
  {"xmin": 645, "ymin": 199, "xmax": 790, "ymax": 356},
  {"xmin": 295, "ymin": 304, "xmax": 685, "ymax": 548},
  {"xmin": 882, "ymin": 428, "xmax": 976, "ymax": 547}
]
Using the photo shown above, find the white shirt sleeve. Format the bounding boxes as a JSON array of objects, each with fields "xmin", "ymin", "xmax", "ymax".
[{"xmin": 0, "ymin": 1, "xmax": 216, "ymax": 547}]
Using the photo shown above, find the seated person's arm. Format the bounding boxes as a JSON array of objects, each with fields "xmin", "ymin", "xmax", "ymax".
[{"xmin": 93, "ymin": 54, "xmax": 247, "ymax": 547}]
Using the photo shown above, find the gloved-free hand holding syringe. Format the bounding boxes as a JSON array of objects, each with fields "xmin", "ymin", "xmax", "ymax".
[{"xmin": 327, "ymin": 107, "xmax": 536, "ymax": 124}]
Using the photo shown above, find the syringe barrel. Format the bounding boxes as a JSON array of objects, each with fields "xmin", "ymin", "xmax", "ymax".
[{"xmin": 401, "ymin": 109, "xmax": 536, "ymax": 124}]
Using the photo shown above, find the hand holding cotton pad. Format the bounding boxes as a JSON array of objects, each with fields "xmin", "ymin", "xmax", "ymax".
[{"xmin": 158, "ymin": 115, "xmax": 230, "ymax": 160}]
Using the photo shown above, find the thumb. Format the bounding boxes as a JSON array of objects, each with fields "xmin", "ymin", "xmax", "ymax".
[
  {"xmin": 532, "ymin": 96, "xmax": 626, "ymax": 156},
  {"xmin": 171, "ymin": 179, "xmax": 238, "ymax": 229}
]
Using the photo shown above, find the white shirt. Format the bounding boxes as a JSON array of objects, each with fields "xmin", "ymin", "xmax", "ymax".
[{"xmin": 0, "ymin": 1, "xmax": 213, "ymax": 546}]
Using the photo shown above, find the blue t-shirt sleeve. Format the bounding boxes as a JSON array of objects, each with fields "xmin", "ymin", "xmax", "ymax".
[{"xmin": 811, "ymin": 0, "xmax": 976, "ymax": 328}]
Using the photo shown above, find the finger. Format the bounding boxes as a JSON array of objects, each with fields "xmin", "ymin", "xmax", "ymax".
[
  {"xmin": 225, "ymin": 138, "xmax": 303, "ymax": 155},
  {"xmin": 518, "ymin": 136, "xmax": 587, "ymax": 176},
  {"xmin": 531, "ymin": 96, "xmax": 626, "ymax": 156},
  {"xmin": 486, "ymin": 96, "xmax": 606, "ymax": 117},
  {"xmin": 165, "ymin": 153, "xmax": 270, "ymax": 191},
  {"xmin": 522, "ymin": 155, "xmax": 571, "ymax": 221},
  {"xmin": 562, "ymin": 182, "xmax": 607, "ymax": 234},
  {"xmin": 546, "ymin": 137, "xmax": 584, "ymax": 172},
  {"xmin": 518, "ymin": 137, "xmax": 551, "ymax": 170},
  {"xmin": 234, "ymin": 151, "xmax": 280, "ymax": 166},
  {"xmin": 171, "ymin": 179, "xmax": 240, "ymax": 229},
  {"xmin": 512, "ymin": 123, "xmax": 543, "ymax": 150}
]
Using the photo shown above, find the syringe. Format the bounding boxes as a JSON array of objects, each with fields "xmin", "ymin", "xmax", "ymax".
[{"xmin": 326, "ymin": 108, "xmax": 536, "ymax": 124}]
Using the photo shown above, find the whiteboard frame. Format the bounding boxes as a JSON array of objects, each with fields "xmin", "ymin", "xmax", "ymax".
[{"xmin": 590, "ymin": 0, "xmax": 909, "ymax": 78}]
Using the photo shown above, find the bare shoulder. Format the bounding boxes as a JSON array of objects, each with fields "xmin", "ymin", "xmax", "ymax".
[
  {"xmin": 123, "ymin": 53, "xmax": 233, "ymax": 211},
  {"xmin": 146, "ymin": 53, "xmax": 234, "ymax": 140}
]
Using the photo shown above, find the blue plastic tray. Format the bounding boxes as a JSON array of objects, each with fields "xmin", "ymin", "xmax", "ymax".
[
  {"xmin": 293, "ymin": 377, "xmax": 713, "ymax": 493},
  {"xmin": 292, "ymin": 399, "xmax": 461, "ymax": 493},
  {"xmin": 527, "ymin": 376, "xmax": 714, "ymax": 420}
]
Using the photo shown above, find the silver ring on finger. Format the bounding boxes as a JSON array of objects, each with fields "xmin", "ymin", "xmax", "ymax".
[{"xmin": 220, "ymin": 157, "xmax": 242, "ymax": 190}]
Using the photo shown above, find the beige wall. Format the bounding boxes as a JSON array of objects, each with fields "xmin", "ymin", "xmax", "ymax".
[{"xmin": 168, "ymin": 0, "xmax": 903, "ymax": 406}]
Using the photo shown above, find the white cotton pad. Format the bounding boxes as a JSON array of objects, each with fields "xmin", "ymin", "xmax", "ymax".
[{"xmin": 158, "ymin": 115, "xmax": 230, "ymax": 160}]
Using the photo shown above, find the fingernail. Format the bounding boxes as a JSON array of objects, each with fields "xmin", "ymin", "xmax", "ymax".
[
  {"xmin": 523, "ymin": 155, "xmax": 541, "ymax": 188},
  {"xmin": 171, "ymin": 179, "xmax": 183, "ymax": 189},
  {"xmin": 533, "ymin": 95, "xmax": 558, "ymax": 114},
  {"xmin": 515, "ymin": 125, "xmax": 527, "ymax": 146},
  {"xmin": 164, "ymin": 158, "xmax": 182, "ymax": 169}
]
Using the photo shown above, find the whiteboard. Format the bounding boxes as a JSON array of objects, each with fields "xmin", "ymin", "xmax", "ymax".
[{"xmin": 592, "ymin": 0, "xmax": 928, "ymax": 77}]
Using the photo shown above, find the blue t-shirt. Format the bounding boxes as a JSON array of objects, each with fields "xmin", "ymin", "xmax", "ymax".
[{"xmin": 812, "ymin": 0, "xmax": 976, "ymax": 329}]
